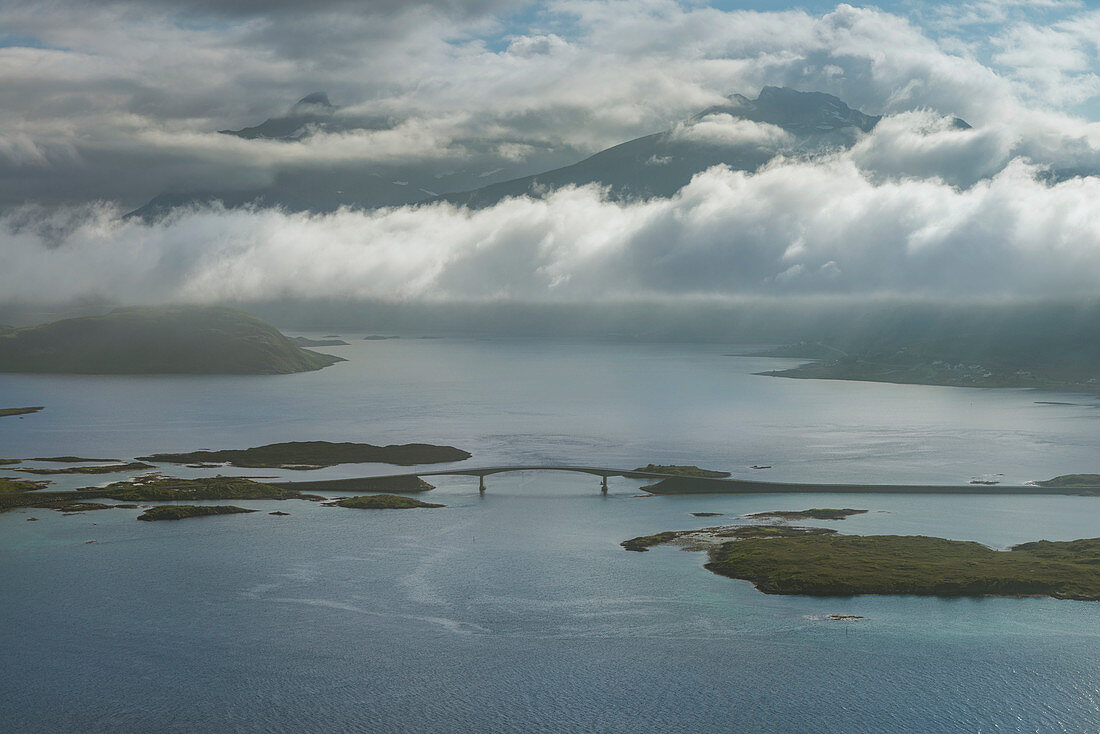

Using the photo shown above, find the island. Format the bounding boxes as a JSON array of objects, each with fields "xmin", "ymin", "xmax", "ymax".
[
  {"xmin": 622, "ymin": 523, "xmax": 835, "ymax": 551},
  {"xmin": 137, "ymin": 505, "xmax": 258, "ymax": 521},
  {"xmin": 18, "ymin": 461, "xmax": 154, "ymax": 475},
  {"xmin": 629, "ymin": 464, "xmax": 730, "ymax": 478},
  {"xmin": 1034, "ymin": 474, "xmax": 1100, "ymax": 488},
  {"xmin": 138, "ymin": 441, "xmax": 471, "ymax": 468},
  {"xmin": 331, "ymin": 494, "xmax": 444, "ymax": 509},
  {"xmin": 0, "ymin": 477, "xmax": 49, "ymax": 493},
  {"xmin": 0, "ymin": 306, "xmax": 343, "ymax": 374},
  {"xmin": 623, "ymin": 523, "xmax": 1100, "ymax": 600},
  {"xmin": 0, "ymin": 475, "xmax": 322, "ymax": 514},
  {"xmin": 0, "ymin": 406, "xmax": 44, "ymax": 417},
  {"xmin": 30, "ymin": 456, "xmax": 120, "ymax": 463},
  {"xmin": 743, "ymin": 508, "xmax": 867, "ymax": 521},
  {"xmin": 271, "ymin": 476, "xmax": 435, "ymax": 493}
]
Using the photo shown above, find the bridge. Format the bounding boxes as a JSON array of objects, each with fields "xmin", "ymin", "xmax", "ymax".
[
  {"xmin": 275, "ymin": 466, "xmax": 695, "ymax": 494},
  {"xmin": 271, "ymin": 466, "xmax": 1086, "ymax": 496}
]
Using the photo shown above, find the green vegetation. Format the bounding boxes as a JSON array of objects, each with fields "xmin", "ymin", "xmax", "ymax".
[
  {"xmin": 0, "ymin": 475, "xmax": 324, "ymax": 513},
  {"xmin": 332, "ymin": 494, "xmax": 444, "ymax": 509},
  {"xmin": 0, "ymin": 459, "xmax": 20, "ymax": 466},
  {"xmin": 704, "ymin": 535, "xmax": 1100, "ymax": 600},
  {"xmin": 100, "ymin": 476, "xmax": 302, "ymax": 502},
  {"xmin": 0, "ymin": 306, "xmax": 343, "ymax": 374},
  {"xmin": 622, "ymin": 524, "xmax": 836, "ymax": 551},
  {"xmin": 1036, "ymin": 475, "xmax": 1100, "ymax": 488},
  {"xmin": 0, "ymin": 477, "xmax": 49, "ymax": 493},
  {"xmin": 30, "ymin": 456, "xmax": 119, "ymax": 463},
  {"xmin": 744, "ymin": 508, "xmax": 868, "ymax": 521},
  {"xmin": 137, "ymin": 505, "xmax": 257, "ymax": 521},
  {"xmin": 621, "ymin": 531, "xmax": 681, "ymax": 552},
  {"xmin": 272, "ymin": 476, "xmax": 435, "ymax": 492},
  {"xmin": 139, "ymin": 441, "xmax": 471, "ymax": 468},
  {"xmin": 630, "ymin": 464, "xmax": 731, "ymax": 478},
  {"xmin": 0, "ymin": 406, "xmax": 43, "ymax": 417},
  {"xmin": 19, "ymin": 461, "xmax": 154, "ymax": 475}
]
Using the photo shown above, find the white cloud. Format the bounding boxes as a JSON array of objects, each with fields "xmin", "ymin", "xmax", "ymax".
[{"xmin": 6, "ymin": 150, "xmax": 1100, "ymax": 305}]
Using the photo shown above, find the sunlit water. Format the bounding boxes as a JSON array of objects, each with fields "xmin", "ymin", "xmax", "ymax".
[{"xmin": 2, "ymin": 337, "xmax": 1099, "ymax": 732}]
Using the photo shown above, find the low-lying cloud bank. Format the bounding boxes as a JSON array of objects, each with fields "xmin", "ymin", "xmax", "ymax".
[{"xmin": 6, "ymin": 148, "xmax": 1100, "ymax": 306}]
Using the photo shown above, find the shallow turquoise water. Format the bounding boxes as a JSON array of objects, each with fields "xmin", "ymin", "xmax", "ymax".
[{"xmin": 1, "ymin": 337, "xmax": 1099, "ymax": 732}]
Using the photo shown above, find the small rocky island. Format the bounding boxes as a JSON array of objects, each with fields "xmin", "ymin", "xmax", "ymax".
[
  {"xmin": 139, "ymin": 441, "xmax": 471, "ymax": 468},
  {"xmin": 623, "ymin": 517, "xmax": 1100, "ymax": 600},
  {"xmin": 743, "ymin": 508, "xmax": 867, "ymax": 521},
  {"xmin": 0, "ymin": 406, "xmax": 44, "ymax": 417},
  {"xmin": 0, "ymin": 306, "xmax": 342, "ymax": 374},
  {"xmin": 330, "ymin": 494, "xmax": 444, "ymax": 509},
  {"xmin": 630, "ymin": 464, "xmax": 730, "ymax": 478},
  {"xmin": 138, "ymin": 505, "xmax": 257, "ymax": 521}
]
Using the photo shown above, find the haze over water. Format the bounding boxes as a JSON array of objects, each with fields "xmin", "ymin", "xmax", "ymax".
[{"xmin": 2, "ymin": 337, "xmax": 1100, "ymax": 732}]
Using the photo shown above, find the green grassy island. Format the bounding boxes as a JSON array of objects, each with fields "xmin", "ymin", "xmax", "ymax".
[
  {"xmin": 622, "ymin": 523, "xmax": 835, "ymax": 551},
  {"xmin": 18, "ymin": 461, "xmax": 154, "ymax": 475},
  {"xmin": 1035, "ymin": 475, "xmax": 1100, "ymax": 488},
  {"xmin": 332, "ymin": 494, "xmax": 444, "ymax": 509},
  {"xmin": 0, "ymin": 477, "xmax": 49, "ymax": 494},
  {"xmin": 630, "ymin": 464, "xmax": 731, "ymax": 478},
  {"xmin": 0, "ymin": 306, "xmax": 342, "ymax": 374},
  {"xmin": 139, "ymin": 441, "xmax": 471, "ymax": 468},
  {"xmin": 137, "ymin": 505, "xmax": 257, "ymax": 521},
  {"xmin": 0, "ymin": 406, "xmax": 44, "ymax": 417},
  {"xmin": 625, "ymin": 522, "xmax": 1100, "ymax": 600},
  {"xmin": 744, "ymin": 508, "xmax": 867, "ymax": 521}
]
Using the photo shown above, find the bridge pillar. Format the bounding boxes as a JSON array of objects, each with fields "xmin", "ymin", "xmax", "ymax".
[
  {"xmin": 601, "ymin": 475, "xmax": 608, "ymax": 493},
  {"xmin": 479, "ymin": 475, "xmax": 486, "ymax": 493}
]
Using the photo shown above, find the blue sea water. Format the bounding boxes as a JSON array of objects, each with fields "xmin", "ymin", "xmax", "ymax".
[{"xmin": 1, "ymin": 337, "xmax": 1099, "ymax": 732}]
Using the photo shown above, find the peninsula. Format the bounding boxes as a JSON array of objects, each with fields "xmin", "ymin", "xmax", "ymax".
[{"xmin": 0, "ymin": 306, "xmax": 342, "ymax": 374}]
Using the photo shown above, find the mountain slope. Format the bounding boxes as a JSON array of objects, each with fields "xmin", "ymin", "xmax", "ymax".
[
  {"xmin": 131, "ymin": 86, "xmax": 901, "ymax": 218},
  {"xmin": 0, "ymin": 306, "xmax": 343, "ymax": 374}
]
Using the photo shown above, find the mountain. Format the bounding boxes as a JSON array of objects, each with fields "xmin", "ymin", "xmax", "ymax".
[
  {"xmin": 439, "ymin": 86, "xmax": 885, "ymax": 208},
  {"xmin": 220, "ymin": 92, "xmax": 337, "ymax": 141},
  {"xmin": 130, "ymin": 87, "xmax": 908, "ymax": 218},
  {"xmin": 0, "ymin": 306, "xmax": 343, "ymax": 374}
]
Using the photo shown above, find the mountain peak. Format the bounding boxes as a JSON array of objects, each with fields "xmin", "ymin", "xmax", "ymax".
[
  {"xmin": 291, "ymin": 92, "xmax": 335, "ymax": 115},
  {"xmin": 698, "ymin": 85, "xmax": 880, "ymax": 135}
]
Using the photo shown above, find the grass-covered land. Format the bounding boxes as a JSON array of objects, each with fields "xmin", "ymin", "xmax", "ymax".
[
  {"xmin": 630, "ymin": 464, "xmax": 731, "ymax": 478},
  {"xmin": 100, "ymin": 476, "xmax": 306, "ymax": 502},
  {"xmin": 137, "ymin": 505, "xmax": 258, "ymax": 521},
  {"xmin": 139, "ymin": 440, "xmax": 471, "ymax": 468},
  {"xmin": 704, "ymin": 535, "xmax": 1100, "ymax": 600},
  {"xmin": 0, "ymin": 306, "xmax": 343, "ymax": 374},
  {"xmin": 0, "ymin": 477, "xmax": 49, "ymax": 493},
  {"xmin": 0, "ymin": 406, "xmax": 43, "ymax": 417},
  {"xmin": 1036, "ymin": 475, "xmax": 1100, "ymax": 488},
  {"xmin": 622, "ymin": 524, "xmax": 835, "ymax": 551},
  {"xmin": 0, "ymin": 459, "xmax": 19, "ymax": 466},
  {"xmin": 332, "ymin": 494, "xmax": 444, "ymax": 509},
  {"xmin": 19, "ymin": 461, "xmax": 154, "ymax": 475},
  {"xmin": 30, "ymin": 456, "xmax": 119, "ymax": 463},
  {"xmin": 744, "ymin": 508, "xmax": 867, "ymax": 521},
  {"xmin": 272, "ymin": 476, "xmax": 435, "ymax": 493},
  {"xmin": 0, "ymin": 476, "xmax": 323, "ymax": 513}
]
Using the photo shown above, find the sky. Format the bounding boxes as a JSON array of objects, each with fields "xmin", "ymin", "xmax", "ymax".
[{"xmin": 5, "ymin": 0, "xmax": 1100, "ymax": 308}]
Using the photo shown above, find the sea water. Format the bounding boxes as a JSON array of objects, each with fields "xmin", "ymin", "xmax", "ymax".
[{"xmin": 1, "ymin": 337, "xmax": 1098, "ymax": 732}]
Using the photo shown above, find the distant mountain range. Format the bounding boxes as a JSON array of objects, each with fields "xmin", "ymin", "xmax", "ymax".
[{"xmin": 129, "ymin": 86, "xmax": 925, "ymax": 219}]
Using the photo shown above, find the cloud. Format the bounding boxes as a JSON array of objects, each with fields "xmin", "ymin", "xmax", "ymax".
[
  {"xmin": 4, "ymin": 1, "xmax": 1100, "ymax": 209},
  {"xmin": 6, "ymin": 150, "xmax": 1100, "ymax": 306},
  {"xmin": 670, "ymin": 114, "xmax": 792, "ymax": 148}
]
